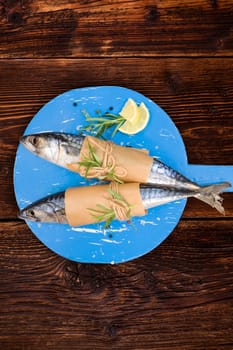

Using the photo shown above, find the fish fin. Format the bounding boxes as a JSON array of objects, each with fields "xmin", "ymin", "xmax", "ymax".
[{"xmin": 194, "ymin": 182, "xmax": 231, "ymax": 215}]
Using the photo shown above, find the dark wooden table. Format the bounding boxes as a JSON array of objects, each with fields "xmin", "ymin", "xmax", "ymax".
[{"xmin": 1, "ymin": 1, "xmax": 233, "ymax": 349}]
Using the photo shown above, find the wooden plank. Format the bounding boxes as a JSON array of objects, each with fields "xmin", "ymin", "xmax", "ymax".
[
  {"xmin": 0, "ymin": 0, "xmax": 233, "ymax": 58},
  {"xmin": 0, "ymin": 58, "xmax": 232, "ymax": 219},
  {"xmin": 0, "ymin": 220, "xmax": 233, "ymax": 349}
]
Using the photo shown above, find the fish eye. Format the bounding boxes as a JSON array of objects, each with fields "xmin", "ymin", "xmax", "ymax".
[
  {"xmin": 31, "ymin": 136, "xmax": 38, "ymax": 146},
  {"xmin": 29, "ymin": 209, "xmax": 35, "ymax": 217}
]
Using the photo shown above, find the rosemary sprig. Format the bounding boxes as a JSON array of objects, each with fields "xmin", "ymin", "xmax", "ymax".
[
  {"xmin": 78, "ymin": 142, "xmax": 123, "ymax": 183},
  {"xmin": 88, "ymin": 204, "xmax": 116, "ymax": 228},
  {"xmin": 107, "ymin": 188, "xmax": 132, "ymax": 218},
  {"xmin": 81, "ymin": 110, "xmax": 126, "ymax": 138},
  {"xmin": 78, "ymin": 141, "xmax": 101, "ymax": 178},
  {"xmin": 88, "ymin": 189, "xmax": 132, "ymax": 228}
]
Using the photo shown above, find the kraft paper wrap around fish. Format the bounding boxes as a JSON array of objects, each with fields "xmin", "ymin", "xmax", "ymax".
[
  {"xmin": 65, "ymin": 182, "xmax": 146, "ymax": 227},
  {"xmin": 67, "ymin": 135, "xmax": 153, "ymax": 183}
]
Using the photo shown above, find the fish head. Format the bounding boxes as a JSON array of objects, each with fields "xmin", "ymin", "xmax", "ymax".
[
  {"xmin": 20, "ymin": 133, "xmax": 60, "ymax": 163},
  {"xmin": 20, "ymin": 132, "xmax": 84, "ymax": 169},
  {"xmin": 18, "ymin": 196, "xmax": 66, "ymax": 223}
]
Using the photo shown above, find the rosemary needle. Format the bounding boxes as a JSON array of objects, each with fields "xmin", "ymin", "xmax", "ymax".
[
  {"xmin": 88, "ymin": 189, "xmax": 132, "ymax": 228},
  {"xmin": 81, "ymin": 110, "xmax": 126, "ymax": 138},
  {"xmin": 78, "ymin": 142, "xmax": 123, "ymax": 183}
]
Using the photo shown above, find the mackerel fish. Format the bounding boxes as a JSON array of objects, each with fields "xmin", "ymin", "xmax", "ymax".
[
  {"xmin": 18, "ymin": 181, "xmax": 230, "ymax": 224},
  {"xmin": 20, "ymin": 132, "xmax": 230, "ymax": 214}
]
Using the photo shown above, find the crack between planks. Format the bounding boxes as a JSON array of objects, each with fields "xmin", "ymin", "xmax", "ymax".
[
  {"xmin": 0, "ymin": 56, "xmax": 233, "ymax": 61},
  {"xmin": 180, "ymin": 216, "xmax": 233, "ymax": 221}
]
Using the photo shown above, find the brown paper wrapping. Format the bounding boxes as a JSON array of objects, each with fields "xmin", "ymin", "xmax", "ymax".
[
  {"xmin": 65, "ymin": 183, "xmax": 146, "ymax": 227},
  {"xmin": 67, "ymin": 135, "xmax": 153, "ymax": 183}
]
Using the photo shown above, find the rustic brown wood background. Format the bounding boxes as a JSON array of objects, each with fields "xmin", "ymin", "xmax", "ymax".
[{"xmin": 0, "ymin": 1, "xmax": 233, "ymax": 349}]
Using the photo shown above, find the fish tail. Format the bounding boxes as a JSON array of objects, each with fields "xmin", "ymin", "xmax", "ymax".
[{"xmin": 194, "ymin": 182, "xmax": 231, "ymax": 215}]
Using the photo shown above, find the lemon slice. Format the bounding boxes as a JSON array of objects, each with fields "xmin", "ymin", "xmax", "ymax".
[
  {"xmin": 119, "ymin": 101, "xmax": 150, "ymax": 135},
  {"xmin": 119, "ymin": 98, "xmax": 138, "ymax": 122}
]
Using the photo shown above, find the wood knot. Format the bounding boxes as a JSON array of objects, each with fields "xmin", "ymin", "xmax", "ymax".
[
  {"xmin": 0, "ymin": 0, "xmax": 25, "ymax": 26},
  {"xmin": 210, "ymin": 0, "xmax": 218, "ymax": 9},
  {"xmin": 145, "ymin": 6, "xmax": 159, "ymax": 22},
  {"xmin": 164, "ymin": 71, "xmax": 184, "ymax": 94},
  {"xmin": 105, "ymin": 322, "xmax": 120, "ymax": 338},
  {"xmin": 7, "ymin": 11, "xmax": 23, "ymax": 25},
  {"xmin": 63, "ymin": 262, "xmax": 82, "ymax": 288}
]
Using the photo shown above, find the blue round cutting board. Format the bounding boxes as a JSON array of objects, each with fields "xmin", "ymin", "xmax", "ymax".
[{"xmin": 14, "ymin": 86, "xmax": 188, "ymax": 264}]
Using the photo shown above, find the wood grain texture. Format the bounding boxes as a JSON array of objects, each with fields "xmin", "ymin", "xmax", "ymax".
[
  {"xmin": 0, "ymin": 220, "xmax": 233, "ymax": 349},
  {"xmin": 1, "ymin": 1, "xmax": 233, "ymax": 349},
  {"xmin": 0, "ymin": 0, "xmax": 233, "ymax": 58},
  {"xmin": 0, "ymin": 58, "xmax": 232, "ymax": 219}
]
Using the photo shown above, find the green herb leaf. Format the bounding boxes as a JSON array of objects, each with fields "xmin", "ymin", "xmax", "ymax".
[
  {"xmin": 78, "ymin": 142, "xmax": 122, "ymax": 183},
  {"xmin": 88, "ymin": 188, "xmax": 132, "ymax": 227},
  {"xmin": 81, "ymin": 110, "xmax": 126, "ymax": 138}
]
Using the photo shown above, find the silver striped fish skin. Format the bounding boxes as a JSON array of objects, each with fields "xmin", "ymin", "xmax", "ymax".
[
  {"xmin": 20, "ymin": 132, "xmax": 200, "ymax": 190},
  {"xmin": 140, "ymin": 185, "xmax": 196, "ymax": 209},
  {"xmin": 18, "ymin": 182, "xmax": 230, "ymax": 224},
  {"xmin": 147, "ymin": 158, "xmax": 199, "ymax": 190},
  {"xmin": 18, "ymin": 186, "xmax": 187, "ymax": 224}
]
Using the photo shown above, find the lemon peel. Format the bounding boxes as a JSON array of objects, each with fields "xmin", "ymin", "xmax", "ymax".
[
  {"xmin": 119, "ymin": 100, "xmax": 150, "ymax": 135},
  {"xmin": 119, "ymin": 98, "xmax": 138, "ymax": 122}
]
